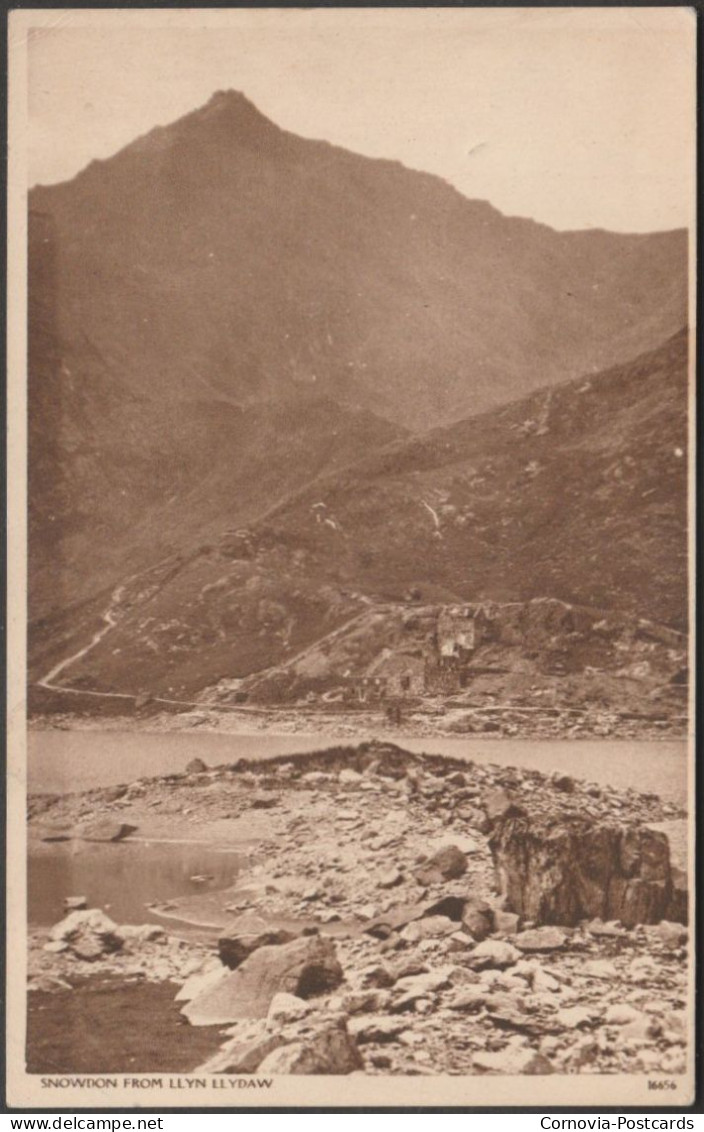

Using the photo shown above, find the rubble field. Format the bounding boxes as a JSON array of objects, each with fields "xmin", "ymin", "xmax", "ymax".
[{"xmin": 28, "ymin": 741, "xmax": 689, "ymax": 1077}]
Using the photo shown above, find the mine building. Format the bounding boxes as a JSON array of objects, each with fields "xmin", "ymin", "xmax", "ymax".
[
  {"xmin": 366, "ymin": 650, "xmax": 426, "ymax": 697},
  {"xmin": 436, "ymin": 605, "xmax": 486, "ymax": 658}
]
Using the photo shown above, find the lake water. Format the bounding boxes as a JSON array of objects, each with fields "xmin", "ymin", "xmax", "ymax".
[
  {"xmin": 28, "ymin": 728, "xmax": 689, "ymax": 806},
  {"xmin": 29, "ymin": 839, "xmax": 242, "ymax": 926}
]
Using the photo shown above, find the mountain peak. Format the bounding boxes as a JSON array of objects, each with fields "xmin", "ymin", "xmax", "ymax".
[
  {"xmin": 192, "ymin": 88, "xmax": 280, "ymax": 135},
  {"xmin": 207, "ymin": 88, "xmax": 253, "ymax": 107}
]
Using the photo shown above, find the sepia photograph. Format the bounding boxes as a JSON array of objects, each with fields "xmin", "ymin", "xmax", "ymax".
[{"xmin": 6, "ymin": 5, "xmax": 696, "ymax": 1108}]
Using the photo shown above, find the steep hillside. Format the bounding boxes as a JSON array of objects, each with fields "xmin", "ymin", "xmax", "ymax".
[
  {"xmin": 261, "ymin": 330, "xmax": 689, "ymax": 626},
  {"xmin": 30, "ymin": 91, "xmax": 687, "ymax": 429},
  {"xmin": 29, "ymin": 91, "xmax": 686, "ymax": 635},
  {"xmin": 33, "ymin": 331, "xmax": 688, "ymax": 703},
  {"xmin": 234, "ymin": 597, "xmax": 686, "ymax": 720}
]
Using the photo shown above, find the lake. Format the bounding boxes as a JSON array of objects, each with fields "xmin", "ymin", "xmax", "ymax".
[
  {"xmin": 27, "ymin": 728, "xmax": 689, "ymax": 806},
  {"xmin": 28, "ymin": 839, "xmax": 243, "ymax": 926}
]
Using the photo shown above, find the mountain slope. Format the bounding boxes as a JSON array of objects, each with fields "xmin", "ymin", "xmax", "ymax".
[
  {"xmin": 261, "ymin": 329, "xmax": 689, "ymax": 625},
  {"xmin": 28, "ymin": 90, "xmax": 688, "ymax": 668},
  {"xmin": 30, "ymin": 90, "xmax": 686, "ymax": 428},
  {"xmin": 33, "ymin": 331, "xmax": 687, "ymax": 702}
]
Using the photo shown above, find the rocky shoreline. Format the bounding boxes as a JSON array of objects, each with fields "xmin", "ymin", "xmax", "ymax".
[
  {"xmin": 29, "ymin": 696, "xmax": 687, "ymax": 742},
  {"xmin": 28, "ymin": 741, "xmax": 689, "ymax": 1076}
]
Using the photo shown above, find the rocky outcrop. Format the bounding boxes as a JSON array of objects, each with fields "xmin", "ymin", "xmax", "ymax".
[
  {"xmin": 489, "ymin": 815, "xmax": 684, "ymax": 928},
  {"xmin": 48, "ymin": 909, "xmax": 124, "ymax": 961},
  {"xmin": 29, "ymin": 743, "xmax": 690, "ymax": 1078}
]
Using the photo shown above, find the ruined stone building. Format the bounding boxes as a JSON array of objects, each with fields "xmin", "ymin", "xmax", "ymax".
[
  {"xmin": 436, "ymin": 605, "xmax": 486, "ymax": 658},
  {"xmin": 350, "ymin": 675, "xmax": 386, "ymax": 704},
  {"xmin": 424, "ymin": 654, "xmax": 470, "ymax": 695},
  {"xmin": 345, "ymin": 605, "xmax": 493, "ymax": 703},
  {"xmin": 367, "ymin": 651, "xmax": 426, "ymax": 697}
]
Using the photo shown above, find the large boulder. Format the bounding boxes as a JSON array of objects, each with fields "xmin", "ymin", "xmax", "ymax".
[
  {"xmin": 489, "ymin": 815, "xmax": 679, "ymax": 928},
  {"xmin": 183, "ymin": 934, "xmax": 343, "ymax": 1025}
]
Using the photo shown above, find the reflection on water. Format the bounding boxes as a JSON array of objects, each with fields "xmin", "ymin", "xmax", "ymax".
[
  {"xmin": 28, "ymin": 840, "xmax": 241, "ymax": 926},
  {"xmin": 28, "ymin": 729, "xmax": 688, "ymax": 805}
]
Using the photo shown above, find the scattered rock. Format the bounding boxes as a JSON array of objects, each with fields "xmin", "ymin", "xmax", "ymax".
[
  {"xmin": 257, "ymin": 1018, "xmax": 362, "ymax": 1075},
  {"xmin": 101, "ymin": 785, "xmax": 128, "ymax": 803},
  {"xmin": 473, "ymin": 1048, "xmax": 554, "ymax": 1074},
  {"xmin": 465, "ymin": 940, "xmax": 521, "ymax": 970},
  {"xmin": 461, "ymin": 899, "xmax": 494, "ymax": 942},
  {"xmin": 185, "ymin": 758, "xmax": 208, "ymax": 774},
  {"xmin": 391, "ymin": 967, "xmax": 454, "ymax": 1011},
  {"xmin": 447, "ymin": 931, "xmax": 473, "ymax": 952},
  {"xmin": 249, "ymin": 792, "xmax": 279, "ymax": 810},
  {"xmin": 553, "ymin": 774, "xmax": 576, "ymax": 794},
  {"xmin": 619, "ymin": 1015, "xmax": 659, "ymax": 1043},
  {"xmin": 653, "ymin": 920, "xmax": 687, "ymax": 948},
  {"xmin": 555, "ymin": 1006, "xmax": 597, "ymax": 1029},
  {"xmin": 195, "ymin": 1033, "xmax": 283, "ymax": 1074},
  {"xmin": 378, "ymin": 868, "xmax": 404, "ymax": 889},
  {"xmin": 604, "ymin": 1004, "xmax": 645, "ymax": 1026},
  {"xmin": 586, "ymin": 919, "xmax": 626, "ymax": 937},
  {"xmin": 349, "ymin": 1015, "xmax": 406, "ymax": 1043},
  {"xmin": 353, "ymin": 964, "xmax": 395, "ymax": 989},
  {"xmin": 415, "ymin": 844, "xmax": 468, "ymax": 884},
  {"xmin": 514, "ymin": 927, "xmax": 567, "ymax": 952},
  {"xmin": 43, "ymin": 940, "xmax": 68, "ymax": 954},
  {"xmin": 530, "ymin": 966, "xmax": 561, "ymax": 993},
  {"xmin": 449, "ymin": 987, "xmax": 487, "ymax": 1013},
  {"xmin": 400, "ymin": 916, "xmax": 455, "ymax": 943},
  {"xmin": 492, "ymin": 910, "xmax": 521, "ymax": 935},
  {"xmin": 583, "ymin": 959, "xmax": 618, "ymax": 979},
  {"xmin": 339, "ymin": 769, "xmax": 363, "ymax": 785},
  {"xmin": 75, "ymin": 820, "xmax": 137, "ymax": 843}
]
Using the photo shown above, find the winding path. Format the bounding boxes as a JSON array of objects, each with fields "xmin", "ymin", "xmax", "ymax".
[{"xmin": 37, "ymin": 583, "xmax": 128, "ymax": 693}]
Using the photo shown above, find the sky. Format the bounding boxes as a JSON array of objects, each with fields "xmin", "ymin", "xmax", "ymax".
[{"xmin": 23, "ymin": 7, "xmax": 695, "ymax": 232}]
